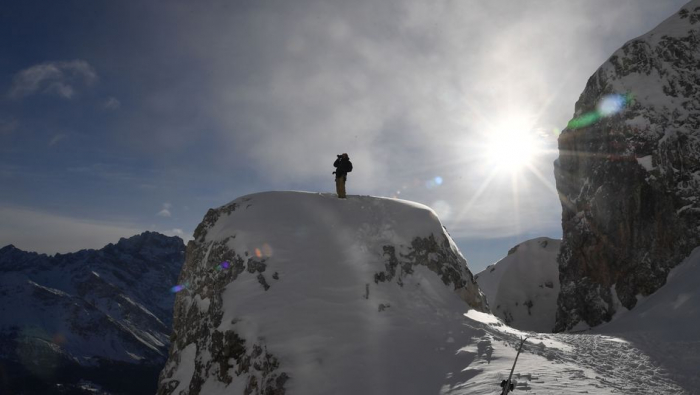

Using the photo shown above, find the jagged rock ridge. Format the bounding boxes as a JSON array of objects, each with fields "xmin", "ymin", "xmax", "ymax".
[
  {"xmin": 554, "ymin": 1, "xmax": 700, "ymax": 331},
  {"xmin": 157, "ymin": 191, "xmax": 487, "ymax": 395},
  {"xmin": 0, "ymin": 231, "xmax": 185, "ymax": 394}
]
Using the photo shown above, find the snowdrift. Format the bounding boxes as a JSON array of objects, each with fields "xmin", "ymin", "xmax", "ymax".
[{"xmin": 157, "ymin": 192, "xmax": 487, "ymax": 395}]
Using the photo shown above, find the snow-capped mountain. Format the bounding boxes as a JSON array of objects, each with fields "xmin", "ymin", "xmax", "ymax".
[
  {"xmin": 157, "ymin": 191, "xmax": 487, "ymax": 395},
  {"xmin": 0, "ymin": 231, "xmax": 185, "ymax": 394},
  {"xmin": 475, "ymin": 238, "xmax": 561, "ymax": 333},
  {"xmin": 554, "ymin": 0, "xmax": 700, "ymax": 331}
]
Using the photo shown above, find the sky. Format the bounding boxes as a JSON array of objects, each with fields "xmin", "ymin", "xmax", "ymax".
[{"xmin": 0, "ymin": 0, "xmax": 689, "ymax": 273}]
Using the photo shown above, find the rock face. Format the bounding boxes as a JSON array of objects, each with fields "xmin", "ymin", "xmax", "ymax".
[
  {"xmin": 0, "ymin": 231, "xmax": 185, "ymax": 394},
  {"xmin": 554, "ymin": 2, "xmax": 700, "ymax": 331},
  {"xmin": 475, "ymin": 238, "xmax": 561, "ymax": 333},
  {"xmin": 157, "ymin": 192, "xmax": 486, "ymax": 395}
]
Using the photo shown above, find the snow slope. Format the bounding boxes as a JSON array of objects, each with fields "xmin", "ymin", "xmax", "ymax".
[
  {"xmin": 594, "ymin": 246, "xmax": 700, "ymax": 391},
  {"xmin": 158, "ymin": 191, "xmax": 488, "ymax": 395},
  {"xmin": 158, "ymin": 192, "xmax": 688, "ymax": 394},
  {"xmin": 475, "ymin": 238, "xmax": 561, "ymax": 332}
]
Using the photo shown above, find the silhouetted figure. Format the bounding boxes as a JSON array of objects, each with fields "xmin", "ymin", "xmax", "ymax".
[{"xmin": 333, "ymin": 153, "xmax": 353, "ymax": 198}]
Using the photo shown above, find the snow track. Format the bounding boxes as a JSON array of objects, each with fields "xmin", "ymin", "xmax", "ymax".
[{"xmin": 454, "ymin": 314, "xmax": 687, "ymax": 395}]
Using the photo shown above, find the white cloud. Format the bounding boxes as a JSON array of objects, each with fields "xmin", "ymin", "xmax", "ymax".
[
  {"xmin": 0, "ymin": 206, "xmax": 143, "ymax": 254},
  {"xmin": 104, "ymin": 96, "xmax": 121, "ymax": 110},
  {"xmin": 46, "ymin": 82, "xmax": 75, "ymax": 98},
  {"xmin": 8, "ymin": 60, "xmax": 98, "ymax": 100},
  {"xmin": 157, "ymin": 202, "xmax": 172, "ymax": 217},
  {"xmin": 181, "ymin": 0, "xmax": 681, "ymax": 238}
]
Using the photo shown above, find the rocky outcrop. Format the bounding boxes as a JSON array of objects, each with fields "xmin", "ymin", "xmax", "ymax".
[
  {"xmin": 0, "ymin": 232, "xmax": 185, "ymax": 394},
  {"xmin": 554, "ymin": 2, "xmax": 700, "ymax": 331},
  {"xmin": 157, "ymin": 192, "xmax": 486, "ymax": 395}
]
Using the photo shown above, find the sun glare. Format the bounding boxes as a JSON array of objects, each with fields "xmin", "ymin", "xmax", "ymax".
[{"xmin": 482, "ymin": 122, "xmax": 541, "ymax": 173}]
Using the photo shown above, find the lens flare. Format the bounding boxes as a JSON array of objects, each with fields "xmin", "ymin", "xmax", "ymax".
[
  {"xmin": 598, "ymin": 94, "xmax": 627, "ymax": 116},
  {"xmin": 425, "ymin": 176, "xmax": 444, "ymax": 189},
  {"xmin": 568, "ymin": 93, "xmax": 632, "ymax": 129},
  {"xmin": 170, "ymin": 283, "xmax": 189, "ymax": 293},
  {"xmin": 170, "ymin": 285, "xmax": 184, "ymax": 293},
  {"xmin": 262, "ymin": 243, "xmax": 274, "ymax": 258},
  {"xmin": 255, "ymin": 248, "xmax": 262, "ymax": 258}
]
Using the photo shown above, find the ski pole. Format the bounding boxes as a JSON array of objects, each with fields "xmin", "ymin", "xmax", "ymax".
[{"xmin": 500, "ymin": 336, "xmax": 529, "ymax": 395}]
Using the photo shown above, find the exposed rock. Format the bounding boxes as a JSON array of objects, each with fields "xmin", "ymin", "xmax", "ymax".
[
  {"xmin": 374, "ymin": 235, "xmax": 486, "ymax": 311},
  {"xmin": 554, "ymin": 2, "xmax": 700, "ymax": 331}
]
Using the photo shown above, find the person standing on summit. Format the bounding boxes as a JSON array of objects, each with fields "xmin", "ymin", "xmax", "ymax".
[{"xmin": 333, "ymin": 153, "xmax": 353, "ymax": 198}]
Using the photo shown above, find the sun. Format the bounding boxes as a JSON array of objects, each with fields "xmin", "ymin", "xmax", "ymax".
[{"xmin": 481, "ymin": 120, "xmax": 542, "ymax": 174}]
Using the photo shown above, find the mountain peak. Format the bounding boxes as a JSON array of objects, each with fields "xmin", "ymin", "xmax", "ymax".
[
  {"xmin": 0, "ymin": 244, "xmax": 19, "ymax": 252},
  {"xmin": 158, "ymin": 191, "xmax": 486, "ymax": 394},
  {"xmin": 115, "ymin": 230, "xmax": 183, "ymax": 248}
]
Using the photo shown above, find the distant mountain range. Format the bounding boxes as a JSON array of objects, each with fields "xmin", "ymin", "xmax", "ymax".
[{"xmin": 0, "ymin": 231, "xmax": 185, "ymax": 395}]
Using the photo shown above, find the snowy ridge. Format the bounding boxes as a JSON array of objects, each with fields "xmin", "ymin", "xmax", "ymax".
[{"xmin": 475, "ymin": 238, "xmax": 561, "ymax": 333}]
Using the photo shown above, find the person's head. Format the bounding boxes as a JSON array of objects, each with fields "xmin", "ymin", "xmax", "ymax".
[{"xmin": 341, "ymin": 153, "xmax": 349, "ymax": 159}]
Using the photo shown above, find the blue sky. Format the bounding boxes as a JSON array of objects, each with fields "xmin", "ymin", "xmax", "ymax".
[{"xmin": 0, "ymin": 0, "xmax": 687, "ymax": 273}]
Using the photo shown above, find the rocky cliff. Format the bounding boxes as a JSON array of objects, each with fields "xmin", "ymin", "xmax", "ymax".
[
  {"xmin": 0, "ymin": 231, "xmax": 185, "ymax": 394},
  {"xmin": 157, "ymin": 191, "xmax": 486, "ymax": 395},
  {"xmin": 554, "ymin": 1, "xmax": 700, "ymax": 331}
]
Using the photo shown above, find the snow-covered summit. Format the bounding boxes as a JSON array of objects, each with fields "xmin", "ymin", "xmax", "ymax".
[
  {"xmin": 475, "ymin": 238, "xmax": 561, "ymax": 333},
  {"xmin": 158, "ymin": 191, "xmax": 486, "ymax": 395}
]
